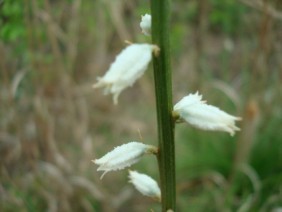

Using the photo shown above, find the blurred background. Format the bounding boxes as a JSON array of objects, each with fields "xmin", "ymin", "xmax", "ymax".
[{"xmin": 0, "ymin": 0, "xmax": 281, "ymax": 211}]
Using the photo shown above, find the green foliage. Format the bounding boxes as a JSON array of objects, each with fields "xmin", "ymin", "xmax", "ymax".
[
  {"xmin": 209, "ymin": 0, "xmax": 248, "ymax": 35},
  {"xmin": 251, "ymin": 122, "xmax": 282, "ymax": 179},
  {"xmin": 0, "ymin": 0, "xmax": 26, "ymax": 42}
]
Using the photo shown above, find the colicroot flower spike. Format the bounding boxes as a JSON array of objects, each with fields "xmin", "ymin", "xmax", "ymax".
[
  {"xmin": 92, "ymin": 142, "xmax": 157, "ymax": 179},
  {"xmin": 93, "ymin": 43, "xmax": 157, "ymax": 104},
  {"xmin": 173, "ymin": 92, "xmax": 241, "ymax": 136},
  {"xmin": 92, "ymin": 1, "xmax": 243, "ymax": 210},
  {"xmin": 129, "ymin": 170, "xmax": 161, "ymax": 201},
  {"xmin": 150, "ymin": 0, "xmax": 176, "ymax": 209}
]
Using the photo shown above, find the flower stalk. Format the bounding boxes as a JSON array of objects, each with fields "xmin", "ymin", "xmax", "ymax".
[{"xmin": 150, "ymin": 0, "xmax": 176, "ymax": 211}]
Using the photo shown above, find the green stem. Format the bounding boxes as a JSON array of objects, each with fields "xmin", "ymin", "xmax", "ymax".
[{"xmin": 150, "ymin": 0, "xmax": 176, "ymax": 211}]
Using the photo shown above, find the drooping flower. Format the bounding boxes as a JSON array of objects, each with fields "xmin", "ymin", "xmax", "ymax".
[
  {"xmin": 92, "ymin": 142, "xmax": 157, "ymax": 179},
  {"xmin": 128, "ymin": 170, "xmax": 161, "ymax": 200},
  {"xmin": 93, "ymin": 43, "xmax": 156, "ymax": 104},
  {"xmin": 173, "ymin": 92, "xmax": 241, "ymax": 136},
  {"xmin": 140, "ymin": 14, "xmax": 151, "ymax": 36}
]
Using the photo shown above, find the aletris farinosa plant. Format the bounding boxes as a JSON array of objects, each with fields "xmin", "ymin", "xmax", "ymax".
[{"xmin": 92, "ymin": 2, "xmax": 241, "ymax": 211}]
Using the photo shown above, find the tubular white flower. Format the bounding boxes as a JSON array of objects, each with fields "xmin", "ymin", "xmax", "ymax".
[
  {"xmin": 129, "ymin": 170, "xmax": 161, "ymax": 200},
  {"xmin": 93, "ymin": 43, "xmax": 156, "ymax": 104},
  {"xmin": 92, "ymin": 142, "xmax": 157, "ymax": 179},
  {"xmin": 173, "ymin": 92, "xmax": 241, "ymax": 136},
  {"xmin": 140, "ymin": 14, "xmax": 151, "ymax": 36}
]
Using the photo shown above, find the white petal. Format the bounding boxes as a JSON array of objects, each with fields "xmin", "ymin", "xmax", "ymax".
[
  {"xmin": 92, "ymin": 142, "xmax": 157, "ymax": 179},
  {"xmin": 140, "ymin": 14, "xmax": 151, "ymax": 36},
  {"xmin": 174, "ymin": 92, "xmax": 204, "ymax": 110},
  {"xmin": 93, "ymin": 44, "xmax": 155, "ymax": 104},
  {"xmin": 129, "ymin": 170, "xmax": 161, "ymax": 199},
  {"xmin": 173, "ymin": 92, "xmax": 241, "ymax": 136}
]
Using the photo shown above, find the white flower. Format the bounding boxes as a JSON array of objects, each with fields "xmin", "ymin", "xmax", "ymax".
[
  {"xmin": 92, "ymin": 142, "xmax": 157, "ymax": 179},
  {"xmin": 128, "ymin": 170, "xmax": 161, "ymax": 200},
  {"xmin": 140, "ymin": 14, "xmax": 151, "ymax": 36},
  {"xmin": 173, "ymin": 92, "xmax": 241, "ymax": 136},
  {"xmin": 93, "ymin": 44, "xmax": 156, "ymax": 104}
]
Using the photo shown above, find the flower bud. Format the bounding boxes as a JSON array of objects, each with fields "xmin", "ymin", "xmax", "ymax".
[
  {"xmin": 173, "ymin": 92, "xmax": 241, "ymax": 136},
  {"xmin": 140, "ymin": 14, "xmax": 151, "ymax": 36},
  {"xmin": 92, "ymin": 142, "xmax": 157, "ymax": 179},
  {"xmin": 129, "ymin": 170, "xmax": 161, "ymax": 200},
  {"xmin": 93, "ymin": 43, "xmax": 156, "ymax": 104}
]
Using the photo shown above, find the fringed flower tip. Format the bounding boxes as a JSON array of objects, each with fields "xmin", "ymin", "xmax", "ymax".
[
  {"xmin": 92, "ymin": 142, "xmax": 157, "ymax": 179},
  {"xmin": 129, "ymin": 170, "xmax": 161, "ymax": 201},
  {"xmin": 93, "ymin": 43, "xmax": 156, "ymax": 104},
  {"xmin": 173, "ymin": 92, "xmax": 241, "ymax": 136}
]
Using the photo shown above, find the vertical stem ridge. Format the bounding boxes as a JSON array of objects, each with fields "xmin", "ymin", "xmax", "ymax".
[{"xmin": 150, "ymin": 0, "xmax": 176, "ymax": 211}]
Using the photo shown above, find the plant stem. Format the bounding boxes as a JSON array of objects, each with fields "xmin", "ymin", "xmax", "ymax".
[{"xmin": 150, "ymin": 0, "xmax": 176, "ymax": 211}]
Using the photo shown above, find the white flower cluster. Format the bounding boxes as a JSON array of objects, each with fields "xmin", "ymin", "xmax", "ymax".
[
  {"xmin": 92, "ymin": 142, "xmax": 161, "ymax": 199},
  {"xmin": 92, "ymin": 12, "xmax": 161, "ymax": 201},
  {"xmin": 92, "ymin": 11, "xmax": 242, "ymax": 204}
]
